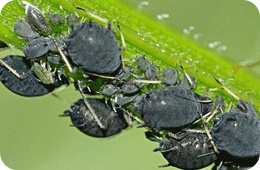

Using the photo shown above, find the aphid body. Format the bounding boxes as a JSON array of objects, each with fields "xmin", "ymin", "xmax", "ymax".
[
  {"xmin": 64, "ymin": 98, "xmax": 128, "ymax": 137},
  {"xmin": 155, "ymin": 132, "xmax": 217, "ymax": 169},
  {"xmin": 137, "ymin": 86, "xmax": 213, "ymax": 130}
]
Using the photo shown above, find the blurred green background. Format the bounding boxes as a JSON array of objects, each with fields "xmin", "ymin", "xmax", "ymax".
[{"xmin": 0, "ymin": 0, "xmax": 259, "ymax": 169}]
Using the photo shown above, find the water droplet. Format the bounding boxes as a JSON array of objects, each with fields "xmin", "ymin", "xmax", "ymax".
[
  {"xmin": 183, "ymin": 29, "xmax": 190, "ymax": 35},
  {"xmin": 161, "ymin": 49, "xmax": 165, "ymax": 53},
  {"xmin": 193, "ymin": 33, "xmax": 204, "ymax": 40},
  {"xmin": 156, "ymin": 43, "xmax": 160, "ymax": 47},
  {"xmin": 189, "ymin": 26, "xmax": 195, "ymax": 31},
  {"xmin": 157, "ymin": 14, "xmax": 170, "ymax": 20},
  {"xmin": 138, "ymin": 1, "xmax": 149, "ymax": 9}
]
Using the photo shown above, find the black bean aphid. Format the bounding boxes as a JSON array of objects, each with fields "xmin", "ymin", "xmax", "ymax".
[
  {"xmin": 137, "ymin": 86, "xmax": 213, "ymax": 130},
  {"xmin": 14, "ymin": 20, "xmax": 40, "ymax": 40},
  {"xmin": 48, "ymin": 12, "xmax": 65, "ymax": 26},
  {"xmin": 0, "ymin": 55, "xmax": 58, "ymax": 96},
  {"xmin": 63, "ymin": 98, "xmax": 128, "ymax": 137},
  {"xmin": 23, "ymin": 1, "xmax": 50, "ymax": 34},
  {"xmin": 23, "ymin": 36, "xmax": 65, "ymax": 59},
  {"xmin": 162, "ymin": 68, "xmax": 178, "ymax": 86},
  {"xmin": 153, "ymin": 132, "xmax": 217, "ymax": 169},
  {"xmin": 136, "ymin": 56, "xmax": 151, "ymax": 71},
  {"xmin": 145, "ymin": 65, "xmax": 158, "ymax": 80},
  {"xmin": 212, "ymin": 100, "xmax": 260, "ymax": 159},
  {"xmin": 66, "ymin": 22, "xmax": 122, "ymax": 75}
]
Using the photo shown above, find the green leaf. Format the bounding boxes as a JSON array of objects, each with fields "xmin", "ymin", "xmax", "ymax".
[{"xmin": 0, "ymin": 0, "xmax": 259, "ymax": 112}]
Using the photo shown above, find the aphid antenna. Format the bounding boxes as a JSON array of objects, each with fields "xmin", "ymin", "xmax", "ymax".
[
  {"xmin": 77, "ymin": 80, "xmax": 106, "ymax": 130},
  {"xmin": 72, "ymin": 4, "xmax": 108, "ymax": 24},
  {"xmin": 173, "ymin": 93, "xmax": 214, "ymax": 104},
  {"xmin": 0, "ymin": 59, "xmax": 29, "ymax": 79},
  {"xmin": 214, "ymin": 77, "xmax": 240, "ymax": 100},
  {"xmin": 50, "ymin": 36, "xmax": 73, "ymax": 73},
  {"xmin": 192, "ymin": 111, "xmax": 213, "ymax": 124}
]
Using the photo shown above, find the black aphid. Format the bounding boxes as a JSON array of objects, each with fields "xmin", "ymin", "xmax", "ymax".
[
  {"xmin": 14, "ymin": 20, "xmax": 39, "ymax": 40},
  {"xmin": 63, "ymin": 98, "xmax": 128, "ymax": 137},
  {"xmin": 137, "ymin": 86, "xmax": 213, "ymax": 130},
  {"xmin": 145, "ymin": 65, "xmax": 158, "ymax": 80},
  {"xmin": 48, "ymin": 13, "xmax": 65, "ymax": 25},
  {"xmin": 212, "ymin": 100, "xmax": 260, "ymax": 158},
  {"xmin": 67, "ymin": 13, "xmax": 79, "ymax": 25},
  {"xmin": 101, "ymin": 84, "xmax": 119, "ymax": 96},
  {"xmin": 162, "ymin": 68, "xmax": 178, "ymax": 86},
  {"xmin": 23, "ymin": 37, "xmax": 65, "ymax": 59},
  {"xmin": 66, "ymin": 22, "xmax": 122, "ymax": 75},
  {"xmin": 136, "ymin": 56, "xmax": 151, "ymax": 71},
  {"xmin": 0, "ymin": 55, "xmax": 60, "ymax": 96},
  {"xmin": 153, "ymin": 132, "xmax": 217, "ymax": 169},
  {"xmin": 23, "ymin": 1, "xmax": 50, "ymax": 34}
]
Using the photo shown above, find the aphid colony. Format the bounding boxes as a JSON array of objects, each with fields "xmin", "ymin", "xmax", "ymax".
[{"xmin": 0, "ymin": 1, "xmax": 259, "ymax": 169}]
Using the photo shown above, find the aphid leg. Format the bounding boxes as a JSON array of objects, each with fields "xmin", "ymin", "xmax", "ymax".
[
  {"xmin": 158, "ymin": 164, "xmax": 170, "ymax": 168},
  {"xmin": 72, "ymin": 4, "xmax": 108, "ymax": 24},
  {"xmin": 182, "ymin": 129, "xmax": 206, "ymax": 134},
  {"xmin": 51, "ymin": 93, "xmax": 72, "ymax": 107},
  {"xmin": 77, "ymin": 80, "xmax": 106, "ymax": 130},
  {"xmin": 132, "ymin": 79, "xmax": 161, "ymax": 84},
  {"xmin": 179, "ymin": 61, "xmax": 194, "ymax": 89},
  {"xmin": 137, "ymin": 124, "xmax": 148, "ymax": 128},
  {"xmin": 227, "ymin": 101, "xmax": 233, "ymax": 112},
  {"xmin": 121, "ymin": 107, "xmax": 144, "ymax": 124},
  {"xmin": 206, "ymin": 109, "xmax": 219, "ymax": 122},
  {"xmin": 84, "ymin": 72, "xmax": 119, "ymax": 80},
  {"xmin": 214, "ymin": 77, "xmax": 240, "ymax": 100},
  {"xmin": 167, "ymin": 132, "xmax": 188, "ymax": 140},
  {"xmin": 216, "ymin": 161, "xmax": 224, "ymax": 170},
  {"xmin": 0, "ymin": 59, "xmax": 29, "ymax": 79},
  {"xmin": 84, "ymin": 71, "xmax": 161, "ymax": 84},
  {"xmin": 197, "ymin": 151, "xmax": 216, "ymax": 158},
  {"xmin": 114, "ymin": 20, "xmax": 126, "ymax": 50},
  {"xmin": 50, "ymin": 36, "xmax": 73, "ymax": 73},
  {"xmin": 198, "ymin": 111, "xmax": 219, "ymax": 154},
  {"xmin": 122, "ymin": 111, "xmax": 133, "ymax": 127}
]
